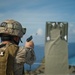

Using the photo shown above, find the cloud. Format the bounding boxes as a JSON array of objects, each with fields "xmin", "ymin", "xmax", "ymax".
[{"xmin": 36, "ymin": 28, "xmax": 43, "ymax": 36}]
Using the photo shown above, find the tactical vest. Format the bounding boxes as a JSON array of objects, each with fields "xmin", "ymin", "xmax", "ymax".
[{"xmin": 0, "ymin": 43, "xmax": 18, "ymax": 75}]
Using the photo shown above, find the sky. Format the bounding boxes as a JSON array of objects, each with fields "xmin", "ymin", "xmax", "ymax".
[{"xmin": 0, "ymin": 0, "xmax": 75, "ymax": 45}]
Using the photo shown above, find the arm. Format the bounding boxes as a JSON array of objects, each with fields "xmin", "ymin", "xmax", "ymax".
[
  {"xmin": 25, "ymin": 41, "xmax": 36, "ymax": 65},
  {"xmin": 15, "ymin": 40, "xmax": 36, "ymax": 65}
]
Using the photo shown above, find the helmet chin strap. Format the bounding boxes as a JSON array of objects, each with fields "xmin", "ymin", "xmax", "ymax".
[
  {"xmin": 13, "ymin": 40, "xmax": 20, "ymax": 45},
  {"xmin": 20, "ymin": 39, "xmax": 23, "ymax": 43}
]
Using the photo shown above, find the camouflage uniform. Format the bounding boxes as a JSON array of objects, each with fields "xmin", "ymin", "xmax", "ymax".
[
  {"xmin": 14, "ymin": 46, "xmax": 35, "ymax": 75},
  {"xmin": 0, "ymin": 20, "xmax": 36, "ymax": 75}
]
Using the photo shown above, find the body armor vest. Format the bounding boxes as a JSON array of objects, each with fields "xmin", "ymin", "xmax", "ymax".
[{"xmin": 0, "ymin": 43, "xmax": 18, "ymax": 75}]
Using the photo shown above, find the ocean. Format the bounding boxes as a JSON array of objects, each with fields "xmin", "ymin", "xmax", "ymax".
[
  {"xmin": 68, "ymin": 43, "xmax": 75, "ymax": 65},
  {"xmin": 24, "ymin": 43, "xmax": 75, "ymax": 71}
]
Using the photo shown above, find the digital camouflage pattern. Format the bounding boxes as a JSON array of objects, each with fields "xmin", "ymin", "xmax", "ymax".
[
  {"xmin": 0, "ymin": 19, "xmax": 36, "ymax": 75},
  {"xmin": 0, "ymin": 20, "xmax": 26, "ymax": 37},
  {"xmin": 14, "ymin": 46, "xmax": 36, "ymax": 75}
]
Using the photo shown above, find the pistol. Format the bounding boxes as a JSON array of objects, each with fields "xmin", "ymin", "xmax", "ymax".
[{"xmin": 26, "ymin": 35, "xmax": 33, "ymax": 42}]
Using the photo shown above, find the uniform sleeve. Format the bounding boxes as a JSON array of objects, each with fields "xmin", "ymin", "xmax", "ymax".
[
  {"xmin": 15, "ymin": 46, "xmax": 26, "ymax": 64},
  {"xmin": 15, "ymin": 46, "xmax": 36, "ymax": 65},
  {"xmin": 25, "ymin": 47, "xmax": 36, "ymax": 65}
]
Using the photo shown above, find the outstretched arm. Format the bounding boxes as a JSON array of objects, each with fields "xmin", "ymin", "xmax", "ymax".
[{"xmin": 25, "ymin": 40, "xmax": 36, "ymax": 65}]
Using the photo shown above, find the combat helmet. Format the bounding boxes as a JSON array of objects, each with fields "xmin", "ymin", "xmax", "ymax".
[{"xmin": 0, "ymin": 19, "xmax": 26, "ymax": 38}]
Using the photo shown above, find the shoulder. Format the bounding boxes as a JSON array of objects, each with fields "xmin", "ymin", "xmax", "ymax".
[{"xmin": 16, "ymin": 46, "xmax": 26, "ymax": 55}]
